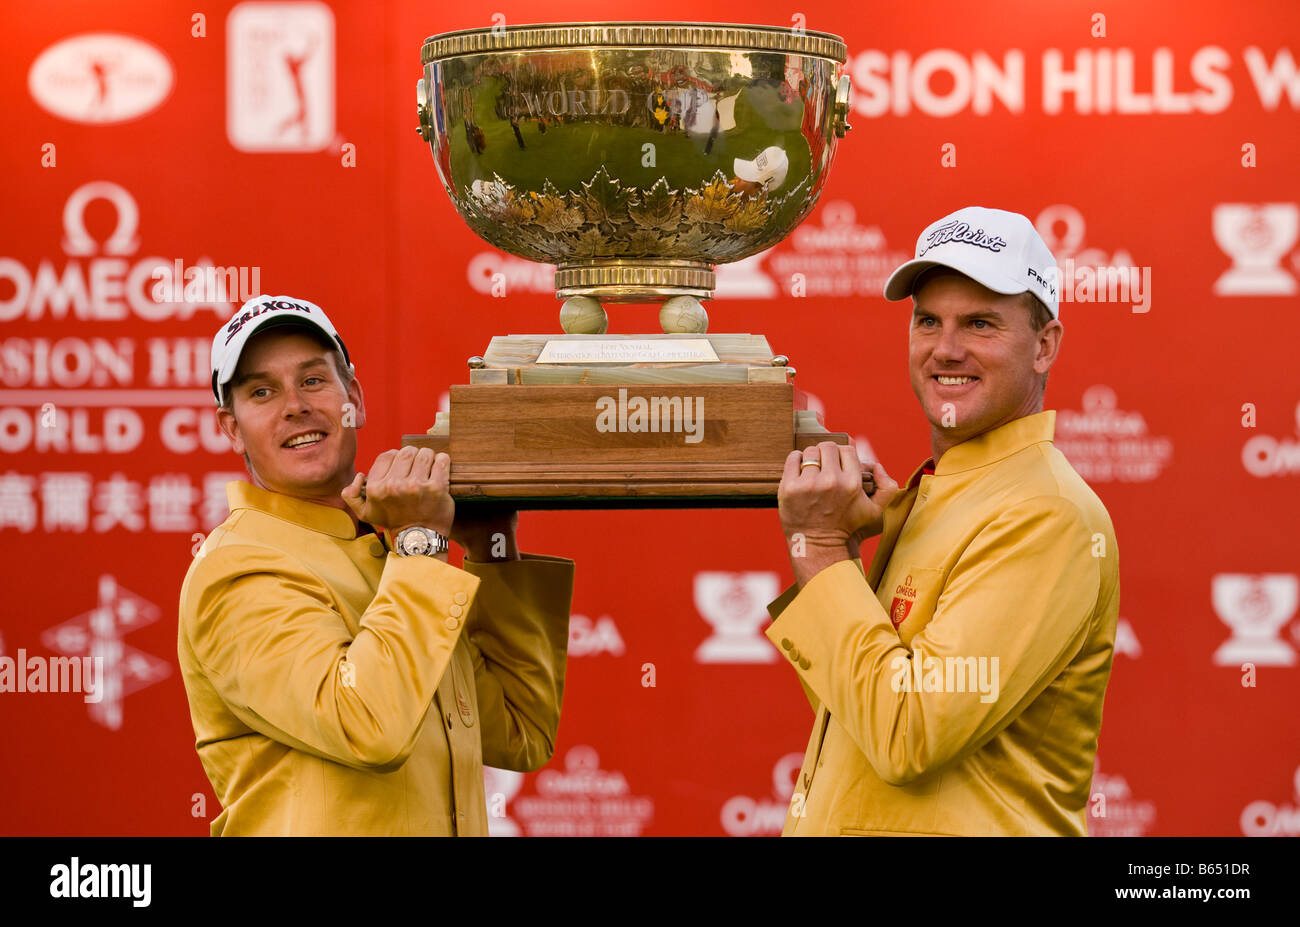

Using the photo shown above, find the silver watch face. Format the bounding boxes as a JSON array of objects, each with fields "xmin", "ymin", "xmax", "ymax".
[{"xmin": 399, "ymin": 528, "xmax": 433, "ymax": 556}]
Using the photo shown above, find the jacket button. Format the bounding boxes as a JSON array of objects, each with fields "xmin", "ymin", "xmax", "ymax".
[
  {"xmin": 789, "ymin": 648, "xmax": 801, "ymax": 661},
  {"xmin": 444, "ymin": 616, "xmax": 460, "ymax": 630},
  {"xmin": 453, "ymin": 591, "xmax": 468, "ymax": 605},
  {"xmin": 799, "ymin": 657, "xmax": 811, "ymax": 670},
  {"xmin": 780, "ymin": 638, "xmax": 793, "ymax": 650},
  {"xmin": 448, "ymin": 604, "xmax": 464, "ymax": 618},
  {"xmin": 369, "ymin": 541, "xmax": 386, "ymax": 557}
]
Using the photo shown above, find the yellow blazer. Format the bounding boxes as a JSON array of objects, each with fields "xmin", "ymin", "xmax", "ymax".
[
  {"xmin": 177, "ymin": 482, "xmax": 574, "ymax": 836},
  {"xmin": 766, "ymin": 411, "xmax": 1119, "ymax": 835}
]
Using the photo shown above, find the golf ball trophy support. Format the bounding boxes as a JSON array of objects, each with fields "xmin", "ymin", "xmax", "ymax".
[{"xmin": 407, "ymin": 21, "xmax": 873, "ymax": 508}]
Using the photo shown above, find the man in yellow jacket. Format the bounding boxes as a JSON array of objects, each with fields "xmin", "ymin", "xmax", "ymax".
[
  {"xmin": 178, "ymin": 295, "xmax": 574, "ymax": 836},
  {"xmin": 770, "ymin": 207, "xmax": 1119, "ymax": 836}
]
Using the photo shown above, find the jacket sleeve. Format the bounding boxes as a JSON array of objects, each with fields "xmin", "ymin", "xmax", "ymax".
[
  {"xmin": 767, "ymin": 566, "xmax": 870, "ymax": 717},
  {"xmin": 764, "ymin": 496, "xmax": 1100, "ymax": 785},
  {"xmin": 182, "ymin": 542, "xmax": 481, "ymax": 771},
  {"xmin": 460, "ymin": 553, "xmax": 575, "ymax": 772}
]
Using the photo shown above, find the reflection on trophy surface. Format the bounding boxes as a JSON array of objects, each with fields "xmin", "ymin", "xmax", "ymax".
[{"xmin": 411, "ymin": 22, "xmax": 872, "ymax": 506}]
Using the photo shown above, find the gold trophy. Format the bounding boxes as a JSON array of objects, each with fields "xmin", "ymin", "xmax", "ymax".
[{"xmin": 408, "ymin": 21, "xmax": 871, "ymax": 507}]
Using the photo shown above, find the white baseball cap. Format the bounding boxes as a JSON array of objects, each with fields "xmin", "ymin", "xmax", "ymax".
[
  {"xmin": 883, "ymin": 206, "xmax": 1061, "ymax": 318},
  {"xmin": 210, "ymin": 294, "xmax": 353, "ymax": 407},
  {"xmin": 734, "ymin": 146, "xmax": 789, "ymax": 191}
]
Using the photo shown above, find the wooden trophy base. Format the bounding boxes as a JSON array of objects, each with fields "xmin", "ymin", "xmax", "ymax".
[{"xmin": 401, "ymin": 334, "xmax": 873, "ymax": 510}]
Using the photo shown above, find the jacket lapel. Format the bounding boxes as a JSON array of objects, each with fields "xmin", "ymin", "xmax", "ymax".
[{"xmin": 866, "ymin": 487, "xmax": 919, "ymax": 592}]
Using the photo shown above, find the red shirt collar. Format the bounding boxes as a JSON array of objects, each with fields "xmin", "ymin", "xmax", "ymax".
[{"xmin": 907, "ymin": 460, "xmax": 937, "ymax": 490}]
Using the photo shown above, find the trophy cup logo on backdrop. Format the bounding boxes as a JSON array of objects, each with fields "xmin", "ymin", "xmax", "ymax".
[
  {"xmin": 1211, "ymin": 203, "xmax": 1299, "ymax": 297},
  {"xmin": 409, "ymin": 21, "xmax": 872, "ymax": 508}
]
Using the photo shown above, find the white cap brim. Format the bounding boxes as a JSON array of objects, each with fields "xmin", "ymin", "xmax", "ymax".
[{"xmin": 884, "ymin": 254, "xmax": 1043, "ymax": 308}]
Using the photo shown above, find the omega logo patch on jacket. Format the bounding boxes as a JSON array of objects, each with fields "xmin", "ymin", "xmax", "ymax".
[
  {"xmin": 879, "ymin": 567, "xmax": 944, "ymax": 642},
  {"xmin": 890, "ymin": 574, "xmax": 918, "ymax": 628}
]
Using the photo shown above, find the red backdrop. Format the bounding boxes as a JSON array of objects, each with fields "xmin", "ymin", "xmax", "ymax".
[{"xmin": 2, "ymin": 0, "xmax": 1298, "ymax": 837}]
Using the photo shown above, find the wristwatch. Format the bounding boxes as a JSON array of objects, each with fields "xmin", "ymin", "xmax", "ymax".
[{"xmin": 393, "ymin": 525, "xmax": 449, "ymax": 557}]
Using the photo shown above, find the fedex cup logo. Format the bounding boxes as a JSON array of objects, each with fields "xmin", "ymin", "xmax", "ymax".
[
  {"xmin": 1212, "ymin": 204, "xmax": 1299, "ymax": 296},
  {"xmin": 1211, "ymin": 574, "xmax": 1298, "ymax": 666},
  {"xmin": 694, "ymin": 572, "xmax": 780, "ymax": 663}
]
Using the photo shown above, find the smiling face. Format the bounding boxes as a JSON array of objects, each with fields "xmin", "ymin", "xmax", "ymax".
[
  {"xmin": 909, "ymin": 269, "xmax": 1062, "ymax": 460},
  {"xmin": 215, "ymin": 328, "xmax": 365, "ymax": 503}
]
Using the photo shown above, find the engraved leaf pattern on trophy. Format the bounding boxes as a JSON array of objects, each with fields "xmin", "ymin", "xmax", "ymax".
[
  {"xmin": 724, "ymin": 195, "xmax": 772, "ymax": 236},
  {"xmin": 683, "ymin": 176, "xmax": 742, "ymax": 225},
  {"xmin": 629, "ymin": 178, "xmax": 682, "ymax": 232},
  {"xmin": 532, "ymin": 191, "xmax": 585, "ymax": 234},
  {"xmin": 577, "ymin": 167, "xmax": 636, "ymax": 233},
  {"xmin": 457, "ymin": 168, "xmax": 811, "ymax": 264}
]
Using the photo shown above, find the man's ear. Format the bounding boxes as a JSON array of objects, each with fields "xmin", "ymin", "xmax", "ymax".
[
  {"xmin": 346, "ymin": 376, "xmax": 366, "ymax": 430},
  {"xmin": 1033, "ymin": 319, "xmax": 1064, "ymax": 376},
  {"xmin": 216, "ymin": 405, "xmax": 246, "ymax": 456}
]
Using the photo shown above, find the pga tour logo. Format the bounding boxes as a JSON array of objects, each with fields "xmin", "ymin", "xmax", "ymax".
[{"xmin": 227, "ymin": 1, "xmax": 336, "ymax": 152}]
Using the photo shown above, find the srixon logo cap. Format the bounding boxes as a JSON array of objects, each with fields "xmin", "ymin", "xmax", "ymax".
[{"xmin": 210, "ymin": 295, "xmax": 352, "ymax": 406}]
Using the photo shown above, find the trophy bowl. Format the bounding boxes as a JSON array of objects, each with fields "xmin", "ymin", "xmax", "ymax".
[{"xmin": 418, "ymin": 22, "xmax": 851, "ymax": 314}]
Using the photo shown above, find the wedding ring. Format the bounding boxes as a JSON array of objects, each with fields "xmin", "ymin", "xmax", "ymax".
[{"xmin": 800, "ymin": 459, "xmax": 822, "ymax": 471}]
